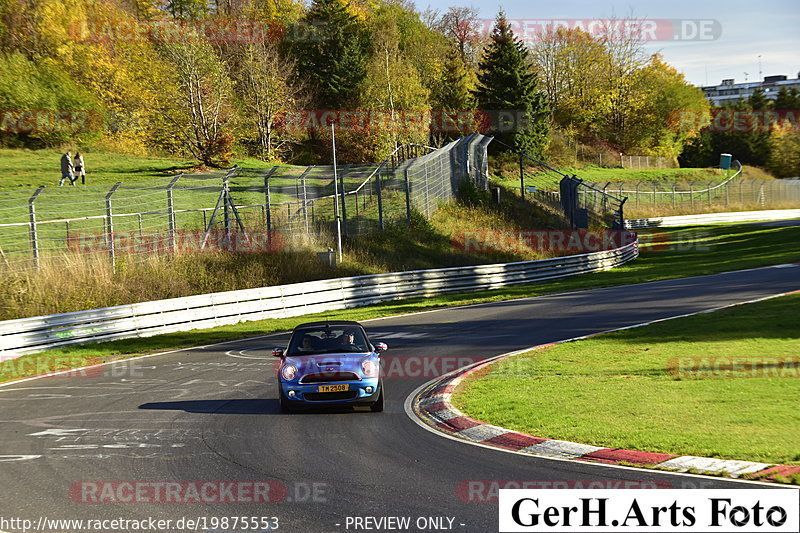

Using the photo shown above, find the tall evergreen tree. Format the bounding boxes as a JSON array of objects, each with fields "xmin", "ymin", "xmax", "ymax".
[
  {"xmin": 288, "ymin": 0, "xmax": 368, "ymax": 109},
  {"xmin": 474, "ymin": 10, "xmax": 549, "ymax": 157},
  {"xmin": 748, "ymin": 88, "xmax": 769, "ymax": 110}
]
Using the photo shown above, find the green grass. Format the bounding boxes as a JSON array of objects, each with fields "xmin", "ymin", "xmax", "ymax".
[
  {"xmin": 0, "ymin": 147, "xmax": 299, "ymax": 189},
  {"xmin": 1, "ymin": 223, "xmax": 798, "ymax": 384},
  {"xmin": 453, "ymin": 294, "xmax": 800, "ymax": 467},
  {"xmin": 0, "ymin": 148, "xmax": 196, "ymax": 189}
]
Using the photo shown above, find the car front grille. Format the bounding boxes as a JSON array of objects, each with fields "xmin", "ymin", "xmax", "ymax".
[
  {"xmin": 300, "ymin": 372, "xmax": 360, "ymax": 384},
  {"xmin": 303, "ymin": 391, "xmax": 359, "ymax": 402}
]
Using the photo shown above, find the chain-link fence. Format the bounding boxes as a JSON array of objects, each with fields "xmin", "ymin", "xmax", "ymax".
[
  {"xmin": 620, "ymin": 155, "xmax": 678, "ymax": 169},
  {"xmin": 0, "ymin": 134, "xmax": 494, "ymax": 273},
  {"xmin": 498, "ymin": 143, "xmax": 627, "ymax": 229},
  {"xmin": 584, "ymin": 161, "xmax": 800, "ymax": 209}
]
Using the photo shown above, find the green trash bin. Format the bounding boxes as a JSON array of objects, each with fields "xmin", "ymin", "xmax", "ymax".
[{"xmin": 720, "ymin": 153, "xmax": 732, "ymax": 170}]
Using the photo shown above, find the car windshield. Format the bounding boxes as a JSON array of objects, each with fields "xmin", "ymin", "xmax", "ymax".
[{"xmin": 286, "ymin": 327, "xmax": 369, "ymax": 356}]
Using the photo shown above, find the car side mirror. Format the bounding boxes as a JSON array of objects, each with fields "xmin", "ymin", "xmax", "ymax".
[
  {"xmin": 374, "ymin": 342, "xmax": 388, "ymax": 353},
  {"xmin": 271, "ymin": 346, "xmax": 286, "ymax": 358}
]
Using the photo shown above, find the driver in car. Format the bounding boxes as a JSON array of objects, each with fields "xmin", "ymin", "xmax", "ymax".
[{"xmin": 339, "ymin": 329, "xmax": 359, "ymax": 350}]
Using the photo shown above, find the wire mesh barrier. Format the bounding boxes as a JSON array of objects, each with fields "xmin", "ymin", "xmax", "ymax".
[
  {"xmin": 586, "ymin": 162, "xmax": 800, "ymax": 209},
  {"xmin": 497, "ymin": 142, "xmax": 627, "ymax": 230},
  {"xmin": 0, "ymin": 135, "xmax": 494, "ymax": 273},
  {"xmin": 620, "ymin": 155, "xmax": 678, "ymax": 169}
]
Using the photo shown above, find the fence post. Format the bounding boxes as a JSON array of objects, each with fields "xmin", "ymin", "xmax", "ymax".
[
  {"xmin": 672, "ymin": 183, "xmax": 677, "ymax": 208},
  {"xmin": 404, "ymin": 168, "xmax": 412, "ymax": 227},
  {"xmin": 725, "ymin": 181, "xmax": 729, "ymax": 206},
  {"xmin": 302, "ymin": 170, "xmax": 310, "ymax": 234},
  {"xmin": 653, "ymin": 182, "xmax": 657, "ymax": 204},
  {"xmin": 339, "ymin": 167, "xmax": 348, "ymax": 236},
  {"xmin": 223, "ymin": 177, "xmax": 231, "ymax": 250},
  {"xmin": 519, "ymin": 153, "xmax": 525, "ymax": 197},
  {"xmin": 105, "ymin": 183, "xmax": 122, "ymax": 272},
  {"xmin": 635, "ymin": 181, "xmax": 641, "ymax": 206},
  {"xmin": 264, "ymin": 170, "xmax": 273, "ymax": 248},
  {"xmin": 423, "ymin": 162, "xmax": 431, "ymax": 218},
  {"xmin": 167, "ymin": 174, "xmax": 181, "ymax": 253},
  {"xmin": 376, "ymin": 163, "xmax": 385, "ymax": 231},
  {"xmin": 708, "ymin": 181, "xmax": 713, "ymax": 205},
  {"xmin": 690, "ymin": 182, "xmax": 694, "ymax": 207},
  {"xmin": 28, "ymin": 186, "xmax": 45, "ymax": 270}
]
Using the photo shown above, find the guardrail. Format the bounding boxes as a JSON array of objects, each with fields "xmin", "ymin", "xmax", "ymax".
[
  {"xmin": 0, "ymin": 241, "xmax": 638, "ymax": 360},
  {"xmin": 625, "ymin": 209, "xmax": 800, "ymax": 229}
]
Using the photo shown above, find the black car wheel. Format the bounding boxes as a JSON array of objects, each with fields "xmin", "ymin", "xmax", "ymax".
[
  {"xmin": 370, "ymin": 382, "xmax": 384, "ymax": 412},
  {"xmin": 279, "ymin": 389, "xmax": 295, "ymax": 412}
]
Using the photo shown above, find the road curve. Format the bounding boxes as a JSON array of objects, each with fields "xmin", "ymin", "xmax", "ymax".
[{"xmin": 0, "ymin": 264, "xmax": 798, "ymax": 533}]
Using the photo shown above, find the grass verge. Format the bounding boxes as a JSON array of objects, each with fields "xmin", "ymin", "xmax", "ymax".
[
  {"xmin": 452, "ymin": 294, "xmax": 800, "ymax": 468},
  {"xmin": 0, "ymin": 148, "xmax": 282, "ymax": 190},
  {"xmin": 1, "ymin": 223, "xmax": 798, "ymax": 385}
]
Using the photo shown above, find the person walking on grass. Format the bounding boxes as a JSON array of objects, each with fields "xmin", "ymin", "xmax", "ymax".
[
  {"xmin": 59, "ymin": 151, "xmax": 74, "ymax": 186},
  {"xmin": 74, "ymin": 152, "xmax": 86, "ymax": 185}
]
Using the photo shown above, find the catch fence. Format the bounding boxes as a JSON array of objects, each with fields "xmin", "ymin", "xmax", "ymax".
[
  {"xmin": 586, "ymin": 162, "xmax": 800, "ymax": 208},
  {"xmin": 0, "ymin": 134, "xmax": 493, "ymax": 273}
]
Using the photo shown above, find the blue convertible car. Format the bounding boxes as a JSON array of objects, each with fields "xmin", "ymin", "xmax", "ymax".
[{"xmin": 272, "ymin": 321, "xmax": 387, "ymax": 412}]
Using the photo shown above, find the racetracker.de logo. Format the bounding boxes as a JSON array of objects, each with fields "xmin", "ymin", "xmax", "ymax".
[
  {"xmin": 0, "ymin": 110, "xmax": 103, "ymax": 134},
  {"xmin": 470, "ymin": 19, "xmax": 722, "ymax": 42},
  {"xmin": 452, "ymin": 230, "xmax": 638, "ymax": 254},
  {"xmin": 674, "ymin": 110, "xmax": 799, "ymax": 133},
  {"xmin": 66, "ymin": 230, "xmax": 285, "ymax": 255},
  {"xmin": 456, "ymin": 480, "xmax": 670, "ymax": 503},
  {"xmin": 667, "ymin": 356, "xmax": 800, "ymax": 379},
  {"xmin": 69, "ymin": 481, "xmax": 286, "ymax": 504}
]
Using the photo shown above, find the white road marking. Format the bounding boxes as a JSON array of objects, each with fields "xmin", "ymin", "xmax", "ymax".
[{"xmin": 0, "ymin": 455, "xmax": 41, "ymax": 462}]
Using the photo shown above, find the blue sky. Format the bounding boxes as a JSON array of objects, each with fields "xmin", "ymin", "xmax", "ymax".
[{"xmin": 417, "ymin": 0, "xmax": 800, "ymax": 87}]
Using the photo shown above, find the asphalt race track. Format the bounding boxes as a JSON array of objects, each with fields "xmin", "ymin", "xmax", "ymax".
[{"xmin": 0, "ymin": 265, "xmax": 798, "ymax": 532}]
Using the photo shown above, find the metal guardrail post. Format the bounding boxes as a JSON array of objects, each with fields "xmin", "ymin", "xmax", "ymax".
[
  {"xmin": 105, "ymin": 183, "xmax": 122, "ymax": 272},
  {"xmin": 28, "ymin": 186, "xmax": 45, "ymax": 270},
  {"xmin": 167, "ymin": 174, "xmax": 182, "ymax": 253}
]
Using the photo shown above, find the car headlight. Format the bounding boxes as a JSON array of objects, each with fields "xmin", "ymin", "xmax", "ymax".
[
  {"xmin": 361, "ymin": 360, "xmax": 379, "ymax": 378},
  {"xmin": 281, "ymin": 364, "xmax": 297, "ymax": 381}
]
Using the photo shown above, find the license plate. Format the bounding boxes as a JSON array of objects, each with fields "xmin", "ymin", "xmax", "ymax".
[{"xmin": 318, "ymin": 384, "xmax": 349, "ymax": 393}]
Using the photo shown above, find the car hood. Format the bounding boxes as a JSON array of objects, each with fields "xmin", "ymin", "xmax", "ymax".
[{"xmin": 285, "ymin": 352, "xmax": 375, "ymax": 377}]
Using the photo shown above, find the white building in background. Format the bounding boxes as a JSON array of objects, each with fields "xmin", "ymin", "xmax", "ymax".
[{"xmin": 701, "ymin": 75, "xmax": 800, "ymax": 106}]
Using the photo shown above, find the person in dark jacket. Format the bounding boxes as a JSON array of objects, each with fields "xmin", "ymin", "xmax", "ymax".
[{"xmin": 59, "ymin": 152, "xmax": 74, "ymax": 186}]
